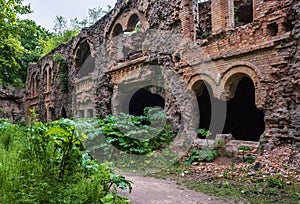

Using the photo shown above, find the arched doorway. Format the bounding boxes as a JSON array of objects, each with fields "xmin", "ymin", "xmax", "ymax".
[
  {"xmin": 193, "ymin": 80, "xmax": 226, "ymax": 138},
  {"xmin": 222, "ymin": 77, "xmax": 265, "ymax": 141}
]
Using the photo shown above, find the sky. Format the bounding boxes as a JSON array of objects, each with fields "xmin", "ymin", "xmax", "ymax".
[{"xmin": 21, "ymin": 0, "xmax": 117, "ymax": 31}]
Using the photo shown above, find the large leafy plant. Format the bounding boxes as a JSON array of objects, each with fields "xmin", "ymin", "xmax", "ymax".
[
  {"xmin": 0, "ymin": 117, "xmax": 131, "ymax": 203},
  {"xmin": 98, "ymin": 107, "xmax": 176, "ymax": 155}
]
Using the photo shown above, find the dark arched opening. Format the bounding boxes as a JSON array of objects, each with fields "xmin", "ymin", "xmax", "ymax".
[
  {"xmin": 112, "ymin": 23, "xmax": 123, "ymax": 37},
  {"xmin": 75, "ymin": 40, "xmax": 95, "ymax": 78},
  {"xmin": 222, "ymin": 77, "xmax": 265, "ymax": 141},
  {"xmin": 127, "ymin": 14, "xmax": 140, "ymax": 32},
  {"xmin": 197, "ymin": 84, "xmax": 211, "ymax": 134},
  {"xmin": 61, "ymin": 107, "xmax": 67, "ymax": 118},
  {"xmin": 129, "ymin": 88, "xmax": 165, "ymax": 116},
  {"xmin": 194, "ymin": 81, "xmax": 226, "ymax": 138}
]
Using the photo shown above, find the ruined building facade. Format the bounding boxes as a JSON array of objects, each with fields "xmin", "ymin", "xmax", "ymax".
[{"xmin": 25, "ymin": 0, "xmax": 300, "ymax": 150}]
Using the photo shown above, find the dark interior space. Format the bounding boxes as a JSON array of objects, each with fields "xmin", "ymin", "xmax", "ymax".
[
  {"xmin": 75, "ymin": 41, "xmax": 95, "ymax": 78},
  {"xmin": 129, "ymin": 88, "xmax": 165, "ymax": 116},
  {"xmin": 283, "ymin": 20, "xmax": 294, "ymax": 32},
  {"xmin": 222, "ymin": 77, "xmax": 265, "ymax": 141},
  {"xmin": 267, "ymin": 22, "xmax": 279, "ymax": 36},
  {"xmin": 127, "ymin": 14, "xmax": 140, "ymax": 31},
  {"xmin": 235, "ymin": 0, "xmax": 253, "ymax": 26},
  {"xmin": 196, "ymin": 83, "xmax": 226, "ymax": 138},
  {"xmin": 196, "ymin": 0, "xmax": 212, "ymax": 39},
  {"xmin": 112, "ymin": 23, "xmax": 123, "ymax": 37},
  {"xmin": 195, "ymin": 77, "xmax": 265, "ymax": 141},
  {"xmin": 61, "ymin": 107, "xmax": 67, "ymax": 118},
  {"xmin": 197, "ymin": 85, "xmax": 212, "ymax": 136}
]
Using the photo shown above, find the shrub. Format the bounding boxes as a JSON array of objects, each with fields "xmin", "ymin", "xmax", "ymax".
[
  {"xmin": 184, "ymin": 149, "xmax": 217, "ymax": 164},
  {"xmin": 0, "ymin": 118, "xmax": 131, "ymax": 203},
  {"xmin": 98, "ymin": 107, "xmax": 176, "ymax": 155}
]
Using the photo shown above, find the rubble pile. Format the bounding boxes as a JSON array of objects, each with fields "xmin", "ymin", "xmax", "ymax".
[{"xmin": 187, "ymin": 147, "xmax": 300, "ymax": 184}]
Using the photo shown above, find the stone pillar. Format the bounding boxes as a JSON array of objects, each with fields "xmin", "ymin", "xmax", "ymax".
[{"xmin": 211, "ymin": 0, "xmax": 234, "ymax": 34}]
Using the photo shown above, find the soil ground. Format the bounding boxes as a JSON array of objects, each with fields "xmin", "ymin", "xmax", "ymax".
[{"xmin": 118, "ymin": 173, "xmax": 235, "ymax": 204}]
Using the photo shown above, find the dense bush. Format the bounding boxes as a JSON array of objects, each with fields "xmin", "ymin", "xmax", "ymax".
[
  {"xmin": 98, "ymin": 107, "xmax": 176, "ymax": 155},
  {"xmin": 0, "ymin": 118, "xmax": 131, "ymax": 204},
  {"xmin": 80, "ymin": 107, "xmax": 178, "ymax": 173}
]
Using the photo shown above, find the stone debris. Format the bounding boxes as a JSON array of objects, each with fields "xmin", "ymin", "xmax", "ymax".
[{"xmin": 188, "ymin": 147, "xmax": 300, "ymax": 184}]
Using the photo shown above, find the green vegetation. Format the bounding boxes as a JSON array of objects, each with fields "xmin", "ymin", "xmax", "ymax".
[
  {"xmin": 238, "ymin": 145, "xmax": 251, "ymax": 159},
  {"xmin": 84, "ymin": 107, "xmax": 178, "ymax": 173},
  {"xmin": 184, "ymin": 177, "xmax": 300, "ymax": 204},
  {"xmin": 98, "ymin": 107, "xmax": 175, "ymax": 155},
  {"xmin": 151, "ymin": 163, "xmax": 300, "ymax": 204},
  {"xmin": 155, "ymin": 128, "xmax": 300, "ymax": 203},
  {"xmin": 184, "ymin": 129, "xmax": 217, "ymax": 164},
  {"xmin": 0, "ymin": 117, "xmax": 131, "ymax": 203},
  {"xmin": 238, "ymin": 145, "xmax": 256, "ymax": 163},
  {"xmin": 0, "ymin": 0, "xmax": 111, "ymax": 86},
  {"xmin": 54, "ymin": 54, "xmax": 69, "ymax": 93},
  {"xmin": 41, "ymin": 6, "xmax": 111, "ymax": 56},
  {"xmin": 184, "ymin": 148, "xmax": 217, "ymax": 164},
  {"xmin": 0, "ymin": 0, "xmax": 50, "ymax": 86},
  {"xmin": 0, "ymin": 107, "xmax": 179, "ymax": 202}
]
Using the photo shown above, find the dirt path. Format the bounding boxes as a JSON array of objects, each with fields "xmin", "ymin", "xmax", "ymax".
[{"xmin": 118, "ymin": 174, "xmax": 234, "ymax": 204}]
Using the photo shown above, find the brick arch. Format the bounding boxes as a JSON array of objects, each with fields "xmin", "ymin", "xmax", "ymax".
[
  {"xmin": 42, "ymin": 64, "xmax": 52, "ymax": 92},
  {"xmin": 126, "ymin": 13, "xmax": 140, "ymax": 32},
  {"xmin": 219, "ymin": 64, "xmax": 265, "ymax": 107},
  {"xmin": 125, "ymin": 11, "xmax": 149, "ymax": 32},
  {"xmin": 74, "ymin": 39, "xmax": 94, "ymax": 64},
  {"xmin": 73, "ymin": 39, "xmax": 95, "ymax": 78},
  {"xmin": 189, "ymin": 75, "xmax": 228, "ymax": 139},
  {"xmin": 74, "ymin": 37, "xmax": 94, "ymax": 55},
  {"xmin": 112, "ymin": 23, "xmax": 123, "ymax": 37},
  {"xmin": 45, "ymin": 104, "xmax": 55, "ymax": 122},
  {"xmin": 220, "ymin": 62, "xmax": 264, "ymax": 83},
  {"xmin": 29, "ymin": 73, "xmax": 36, "ymax": 96},
  {"xmin": 107, "ymin": 9, "xmax": 149, "ymax": 39},
  {"xmin": 76, "ymin": 92, "xmax": 93, "ymax": 104},
  {"xmin": 188, "ymin": 73, "xmax": 218, "ymax": 98}
]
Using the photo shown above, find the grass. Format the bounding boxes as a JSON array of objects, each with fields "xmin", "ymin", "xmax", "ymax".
[
  {"xmin": 184, "ymin": 179, "xmax": 300, "ymax": 204},
  {"xmin": 150, "ymin": 163, "xmax": 300, "ymax": 204}
]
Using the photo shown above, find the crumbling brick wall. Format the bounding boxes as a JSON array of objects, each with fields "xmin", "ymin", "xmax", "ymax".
[
  {"xmin": 197, "ymin": 0, "xmax": 212, "ymax": 39},
  {"xmin": 0, "ymin": 85, "xmax": 25, "ymax": 122},
  {"xmin": 25, "ymin": 0, "xmax": 300, "ymax": 150}
]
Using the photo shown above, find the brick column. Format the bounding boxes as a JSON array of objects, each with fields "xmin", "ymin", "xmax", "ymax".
[
  {"xmin": 182, "ymin": 0, "xmax": 195, "ymax": 39},
  {"xmin": 211, "ymin": 0, "xmax": 234, "ymax": 34}
]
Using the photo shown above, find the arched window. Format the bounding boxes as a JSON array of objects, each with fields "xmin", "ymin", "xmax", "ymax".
[
  {"xmin": 126, "ymin": 14, "xmax": 140, "ymax": 32},
  {"xmin": 112, "ymin": 23, "xmax": 123, "ymax": 37},
  {"xmin": 74, "ymin": 40, "xmax": 95, "ymax": 78},
  {"xmin": 30, "ymin": 73, "xmax": 37, "ymax": 96},
  {"xmin": 193, "ymin": 77, "xmax": 264, "ymax": 141},
  {"xmin": 43, "ymin": 65, "xmax": 52, "ymax": 92},
  {"xmin": 192, "ymin": 80, "xmax": 226, "ymax": 138}
]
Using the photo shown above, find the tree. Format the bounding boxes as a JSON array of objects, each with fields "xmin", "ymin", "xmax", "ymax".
[
  {"xmin": 0, "ymin": 0, "xmax": 30, "ymax": 85},
  {"xmin": 41, "ymin": 6, "xmax": 112, "ymax": 56},
  {"xmin": 0, "ymin": 0, "xmax": 51, "ymax": 86},
  {"xmin": 54, "ymin": 15, "xmax": 68, "ymax": 34}
]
